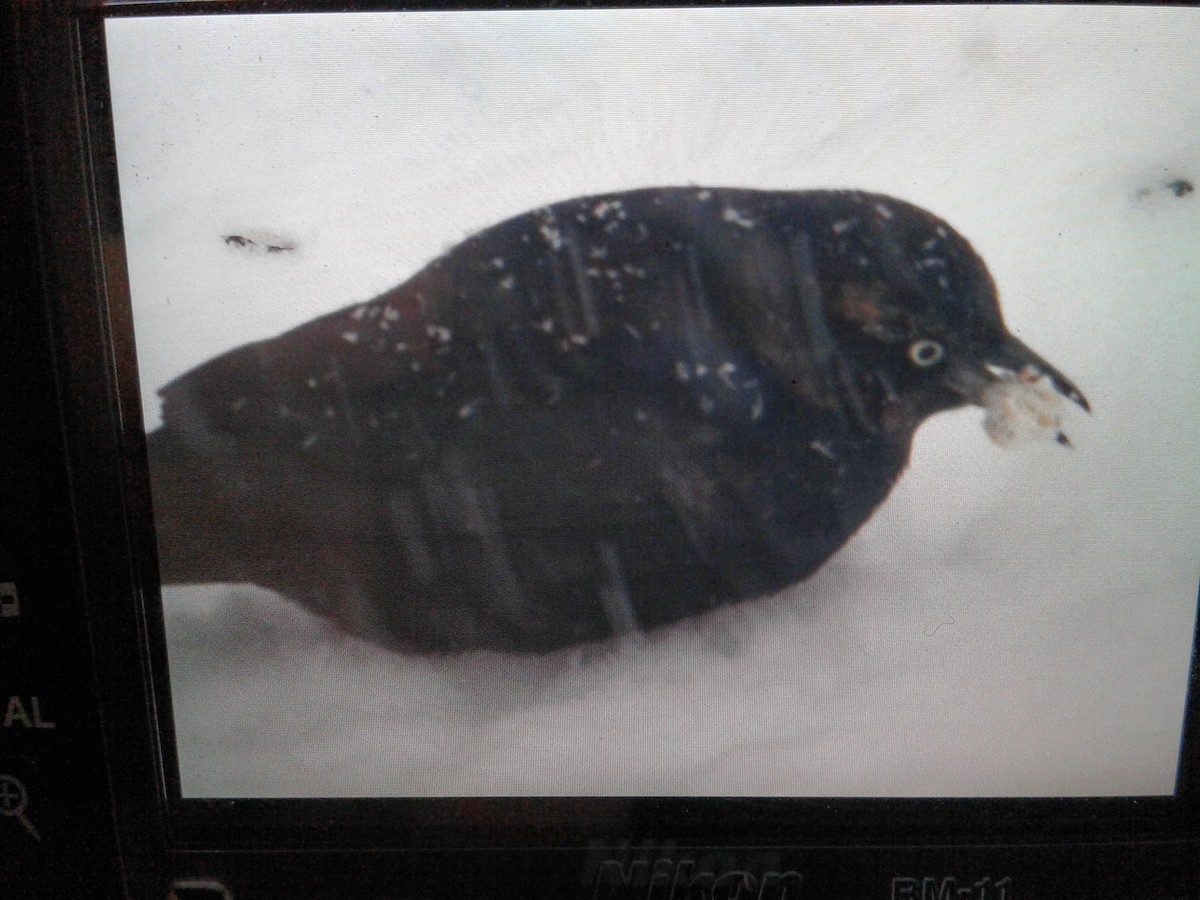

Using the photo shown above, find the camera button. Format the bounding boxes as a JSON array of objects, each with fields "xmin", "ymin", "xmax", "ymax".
[
  {"xmin": 169, "ymin": 878, "xmax": 235, "ymax": 900},
  {"xmin": 0, "ymin": 773, "xmax": 39, "ymax": 842},
  {"xmin": 0, "ymin": 583, "xmax": 18, "ymax": 618}
]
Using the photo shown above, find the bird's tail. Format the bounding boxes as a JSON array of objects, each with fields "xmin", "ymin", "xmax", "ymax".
[{"xmin": 145, "ymin": 426, "xmax": 254, "ymax": 585}]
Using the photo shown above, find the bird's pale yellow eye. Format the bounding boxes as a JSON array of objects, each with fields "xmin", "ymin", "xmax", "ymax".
[{"xmin": 908, "ymin": 339, "xmax": 945, "ymax": 367}]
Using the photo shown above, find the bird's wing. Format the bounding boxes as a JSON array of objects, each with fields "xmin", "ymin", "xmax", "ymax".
[{"xmin": 158, "ymin": 190, "xmax": 794, "ymax": 490}]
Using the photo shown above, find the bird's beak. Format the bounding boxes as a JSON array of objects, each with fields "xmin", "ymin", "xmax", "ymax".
[
  {"xmin": 948, "ymin": 333, "xmax": 1089, "ymax": 413},
  {"xmin": 945, "ymin": 332, "xmax": 1089, "ymax": 448},
  {"xmin": 985, "ymin": 333, "xmax": 1090, "ymax": 413}
]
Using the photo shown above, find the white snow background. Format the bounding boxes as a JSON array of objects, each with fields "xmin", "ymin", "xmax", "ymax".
[{"xmin": 104, "ymin": 7, "xmax": 1200, "ymax": 797}]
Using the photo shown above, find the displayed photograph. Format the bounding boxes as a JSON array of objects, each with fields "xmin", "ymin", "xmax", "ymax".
[{"xmin": 105, "ymin": 7, "xmax": 1200, "ymax": 797}]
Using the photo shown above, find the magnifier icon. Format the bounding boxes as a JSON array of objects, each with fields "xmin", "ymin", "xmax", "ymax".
[{"xmin": 0, "ymin": 774, "xmax": 40, "ymax": 841}]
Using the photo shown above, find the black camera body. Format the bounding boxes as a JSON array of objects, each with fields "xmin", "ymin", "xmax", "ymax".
[{"xmin": 4, "ymin": 6, "xmax": 1199, "ymax": 899}]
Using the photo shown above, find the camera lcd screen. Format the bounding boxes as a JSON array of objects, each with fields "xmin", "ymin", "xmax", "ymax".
[{"xmin": 103, "ymin": 7, "xmax": 1200, "ymax": 799}]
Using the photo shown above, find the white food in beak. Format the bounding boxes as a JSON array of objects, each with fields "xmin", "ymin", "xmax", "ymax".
[{"xmin": 980, "ymin": 369, "xmax": 1070, "ymax": 446}]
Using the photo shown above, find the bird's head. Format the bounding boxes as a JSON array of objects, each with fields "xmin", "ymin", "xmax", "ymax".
[{"xmin": 808, "ymin": 192, "xmax": 1089, "ymax": 444}]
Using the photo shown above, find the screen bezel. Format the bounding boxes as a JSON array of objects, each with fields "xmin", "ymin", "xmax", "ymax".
[{"xmin": 20, "ymin": 0, "xmax": 1200, "ymax": 870}]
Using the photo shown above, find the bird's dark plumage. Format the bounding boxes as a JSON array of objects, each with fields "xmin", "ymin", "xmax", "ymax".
[{"xmin": 147, "ymin": 188, "xmax": 1087, "ymax": 653}]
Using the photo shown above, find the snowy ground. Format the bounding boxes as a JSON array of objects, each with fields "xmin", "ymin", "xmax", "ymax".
[{"xmin": 105, "ymin": 7, "xmax": 1200, "ymax": 797}]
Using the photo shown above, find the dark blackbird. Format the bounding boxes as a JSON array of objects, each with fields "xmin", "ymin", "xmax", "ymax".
[{"xmin": 147, "ymin": 188, "xmax": 1088, "ymax": 654}]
